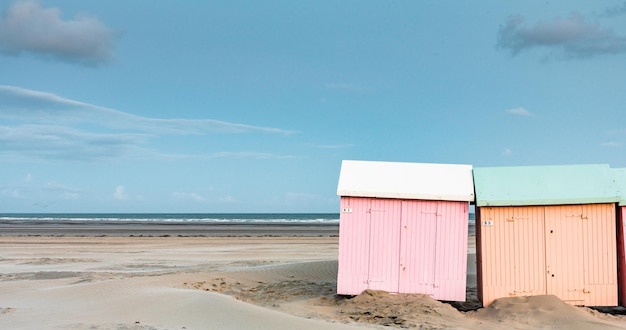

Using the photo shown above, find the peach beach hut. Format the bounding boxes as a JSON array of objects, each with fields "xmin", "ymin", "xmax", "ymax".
[
  {"xmin": 336, "ymin": 160, "xmax": 474, "ymax": 301},
  {"xmin": 473, "ymin": 164, "xmax": 621, "ymax": 307}
]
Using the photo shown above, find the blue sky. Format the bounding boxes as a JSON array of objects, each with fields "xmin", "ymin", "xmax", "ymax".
[{"xmin": 1, "ymin": 1, "xmax": 626, "ymax": 213}]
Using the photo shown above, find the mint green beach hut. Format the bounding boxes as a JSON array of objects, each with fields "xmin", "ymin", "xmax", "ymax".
[{"xmin": 473, "ymin": 164, "xmax": 621, "ymax": 307}]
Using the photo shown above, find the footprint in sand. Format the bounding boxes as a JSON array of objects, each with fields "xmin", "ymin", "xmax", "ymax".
[{"xmin": 1, "ymin": 307, "xmax": 15, "ymax": 314}]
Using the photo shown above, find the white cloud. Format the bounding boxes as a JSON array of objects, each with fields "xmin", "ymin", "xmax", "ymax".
[
  {"xmin": 607, "ymin": 128, "xmax": 626, "ymax": 136},
  {"xmin": 601, "ymin": 141, "xmax": 622, "ymax": 148},
  {"xmin": 497, "ymin": 14, "xmax": 626, "ymax": 59},
  {"xmin": 502, "ymin": 148, "xmax": 512, "ymax": 156},
  {"xmin": 218, "ymin": 195, "xmax": 236, "ymax": 203},
  {"xmin": 1, "ymin": 188, "xmax": 24, "ymax": 198},
  {"xmin": 0, "ymin": 0, "xmax": 118, "ymax": 65},
  {"xmin": 172, "ymin": 191, "xmax": 236, "ymax": 204},
  {"xmin": 506, "ymin": 107, "xmax": 533, "ymax": 116},
  {"xmin": 24, "ymin": 173, "xmax": 32, "ymax": 182},
  {"xmin": 309, "ymin": 143, "xmax": 354, "ymax": 149},
  {"xmin": 285, "ymin": 192, "xmax": 324, "ymax": 204},
  {"xmin": 113, "ymin": 185, "xmax": 128, "ymax": 200},
  {"xmin": 172, "ymin": 191, "xmax": 205, "ymax": 202},
  {"xmin": 206, "ymin": 151, "xmax": 294, "ymax": 159}
]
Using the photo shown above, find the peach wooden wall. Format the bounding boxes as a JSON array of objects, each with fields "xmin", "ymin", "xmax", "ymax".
[
  {"xmin": 337, "ymin": 196, "xmax": 468, "ymax": 301},
  {"xmin": 477, "ymin": 203, "xmax": 617, "ymax": 307}
]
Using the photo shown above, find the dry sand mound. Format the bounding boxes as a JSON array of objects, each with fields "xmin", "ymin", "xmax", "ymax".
[
  {"xmin": 338, "ymin": 289, "xmax": 479, "ymax": 329},
  {"xmin": 470, "ymin": 295, "xmax": 625, "ymax": 329}
]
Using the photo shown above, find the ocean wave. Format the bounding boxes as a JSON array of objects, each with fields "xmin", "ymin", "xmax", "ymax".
[{"xmin": 0, "ymin": 214, "xmax": 341, "ymax": 225}]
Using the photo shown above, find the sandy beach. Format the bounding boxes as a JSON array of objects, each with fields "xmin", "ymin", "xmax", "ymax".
[{"xmin": 1, "ymin": 225, "xmax": 626, "ymax": 329}]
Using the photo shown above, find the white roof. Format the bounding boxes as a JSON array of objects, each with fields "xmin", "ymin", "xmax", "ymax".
[{"xmin": 337, "ymin": 160, "xmax": 475, "ymax": 202}]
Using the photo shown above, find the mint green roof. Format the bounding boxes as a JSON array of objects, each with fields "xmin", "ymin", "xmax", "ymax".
[
  {"xmin": 473, "ymin": 164, "xmax": 620, "ymax": 207},
  {"xmin": 614, "ymin": 168, "xmax": 626, "ymax": 206}
]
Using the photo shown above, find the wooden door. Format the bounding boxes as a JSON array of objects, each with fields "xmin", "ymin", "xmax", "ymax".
[
  {"xmin": 545, "ymin": 205, "xmax": 586, "ymax": 305},
  {"xmin": 367, "ymin": 199, "xmax": 402, "ymax": 292},
  {"xmin": 579, "ymin": 203, "xmax": 617, "ymax": 306},
  {"xmin": 398, "ymin": 200, "xmax": 438, "ymax": 295},
  {"xmin": 478, "ymin": 206, "xmax": 545, "ymax": 306},
  {"xmin": 432, "ymin": 200, "xmax": 469, "ymax": 301},
  {"xmin": 337, "ymin": 197, "xmax": 372, "ymax": 295}
]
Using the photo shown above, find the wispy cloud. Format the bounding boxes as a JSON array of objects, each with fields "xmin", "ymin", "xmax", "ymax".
[
  {"xmin": 44, "ymin": 181, "xmax": 81, "ymax": 200},
  {"xmin": 325, "ymin": 83, "xmax": 368, "ymax": 92},
  {"xmin": 497, "ymin": 14, "xmax": 626, "ymax": 59},
  {"xmin": 172, "ymin": 191, "xmax": 205, "ymax": 202},
  {"xmin": 0, "ymin": 0, "xmax": 119, "ymax": 65},
  {"xmin": 171, "ymin": 191, "xmax": 237, "ymax": 204},
  {"xmin": 502, "ymin": 148, "xmax": 512, "ymax": 156},
  {"xmin": 218, "ymin": 195, "xmax": 236, "ymax": 203},
  {"xmin": 0, "ymin": 124, "xmax": 155, "ymax": 161},
  {"xmin": 205, "ymin": 151, "xmax": 295, "ymax": 159},
  {"xmin": 282, "ymin": 191, "xmax": 335, "ymax": 210},
  {"xmin": 309, "ymin": 143, "xmax": 354, "ymax": 149},
  {"xmin": 0, "ymin": 85, "xmax": 297, "ymax": 161},
  {"xmin": 1, "ymin": 176, "xmax": 81, "ymax": 202},
  {"xmin": 601, "ymin": 141, "xmax": 622, "ymax": 148},
  {"xmin": 606, "ymin": 128, "xmax": 626, "ymax": 136},
  {"xmin": 1, "ymin": 187, "xmax": 26, "ymax": 198},
  {"xmin": 0, "ymin": 85, "xmax": 294, "ymax": 135},
  {"xmin": 506, "ymin": 107, "xmax": 533, "ymax": 117},
  {"xmin": 602, "ymin": 2, "xmax": 626, "ymax": 18},
  {"xmin": 0, "ymin": 124, "xmax": 295, "ymax": 162}
]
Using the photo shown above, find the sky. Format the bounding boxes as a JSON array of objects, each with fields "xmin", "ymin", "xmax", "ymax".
[{"xmin": 1, "ymin": 1, "xmax": 626, "ymax": 213}]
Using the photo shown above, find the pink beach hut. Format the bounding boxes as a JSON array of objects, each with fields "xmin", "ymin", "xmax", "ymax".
[
  {"xmin": 336, "ymin": 160, "xmax": 474, "ymax": 301},
  {"xmin": 473, "ymin": 164, "xmax": 621, "ymax": 307},
  {"xmin": 614, "ymin": 168, "xmax": 626, "ymax": 306}
]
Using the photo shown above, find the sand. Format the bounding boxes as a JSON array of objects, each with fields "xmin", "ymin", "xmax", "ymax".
[{"xmin": 1, "ymin": 233, "xmax": 626, "ymax": 329}]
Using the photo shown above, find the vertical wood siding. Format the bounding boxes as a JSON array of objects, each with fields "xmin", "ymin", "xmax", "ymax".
[
  {"xmin": 545, "ymin": 205, "xmax": 586, "ymax": 304},
  {"xmin": 337, "ymin": 197, "xmax": 371, "ymax": 295},
  {"xmin": 579, "ymin": 203, "xmax": 617, "ymax": 306},
  {"xmin": 368, "ymin": 199, "xmax": 402, "ymax": 292},
  {"xmin": 478, "ymin": 206, "xmax": 545, "ymax": 306},
  {"xmin": 399, "ymin": 200, "xmax": 438, "ymax": 295},
  {"xmin": 433, "ymin": 200, "xmax": 469, "ymax": 301},
  {"xmin": 337, "ymin": 196, "xmax": 468, "ymax": 301},
  {"xmin": 477, "ymin": 204, "xmax": 617, "ymax": 307}
]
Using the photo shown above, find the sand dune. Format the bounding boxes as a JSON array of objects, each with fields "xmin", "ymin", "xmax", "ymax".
[{"xmin": 1, "ymin": 236, "xmax": 626, "ymax": 329}]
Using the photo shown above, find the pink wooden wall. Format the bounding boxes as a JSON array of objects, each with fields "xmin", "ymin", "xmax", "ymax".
[
  {"xmin": 337, "ymin": 196, "xmax": 468, "ymax": 301},
  {"xmin": 477, "ymin": 204, "xmax": 617, "ymax": 307},
  {"xmin": 619, "ymin": 207, "xmax": 626, "ymax": 306}
]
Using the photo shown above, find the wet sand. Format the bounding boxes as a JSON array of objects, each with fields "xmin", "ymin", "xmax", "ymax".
[{"xmin": 0, "ymin": 221, "xmax": 339, "ymax": 237}]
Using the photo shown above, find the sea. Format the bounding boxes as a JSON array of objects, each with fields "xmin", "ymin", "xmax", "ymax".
[{"xmin": 0, "ymin": 213, "xmax": 341, "ymax": 225}]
